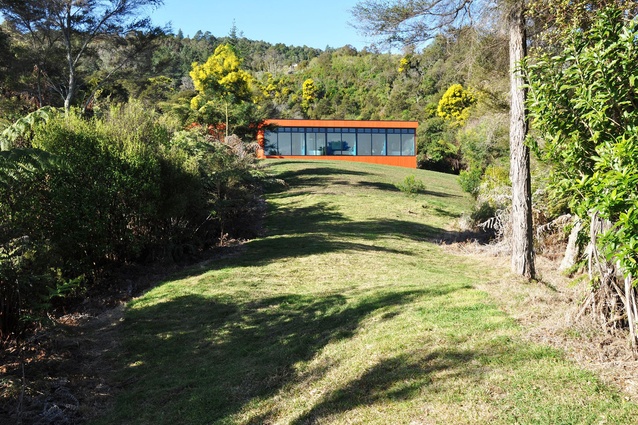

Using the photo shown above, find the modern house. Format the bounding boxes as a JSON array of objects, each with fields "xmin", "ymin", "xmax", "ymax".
[{"xmin": 258, "ymin": 119, "xmax": 418, "ymax": 168}]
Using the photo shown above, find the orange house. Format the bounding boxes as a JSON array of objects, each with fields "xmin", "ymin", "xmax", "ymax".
[{"xmin": 258, "ymin": 119, "xmax": 418, "ymax": 168}]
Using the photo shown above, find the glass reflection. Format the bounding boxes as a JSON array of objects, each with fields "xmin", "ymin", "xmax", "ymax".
[{"xmin": 267, "ymin": 127, "xmax": 415, "ymax": 157}]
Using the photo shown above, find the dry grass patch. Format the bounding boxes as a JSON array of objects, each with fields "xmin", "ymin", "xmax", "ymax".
[{"xmin": 449, "ymin": 242, "xmax": 638, "ymax": 402}]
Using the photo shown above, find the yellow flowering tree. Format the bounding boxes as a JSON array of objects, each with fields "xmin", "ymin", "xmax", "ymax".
[
  {"xmin": 397, "ymin": 55, "xmax": 412, "ymax": 73},
  {"xmin": 301, "ymin": 78, "xmax": 319, "ymax": 114},
  {"xmin": 437, "ymin": 84, "xmax": 476, "ymax": 126},
  {"xmin": 189, "ymin": 44, "xmax": 254, "ymax": 137}
]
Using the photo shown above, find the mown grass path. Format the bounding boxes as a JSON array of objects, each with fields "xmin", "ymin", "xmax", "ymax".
[{"xmin": 94, "ymin": 160, "xmax": 638, "ymax": 424}]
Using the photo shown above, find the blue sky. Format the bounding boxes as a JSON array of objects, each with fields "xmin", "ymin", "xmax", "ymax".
[{"xmin": 148, "ymin": 0, "xmax": 370, "ymax": 50}]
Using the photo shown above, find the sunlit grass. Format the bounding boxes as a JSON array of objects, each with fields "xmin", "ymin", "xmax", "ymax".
[{"xmin": 93, "ymin": 160, "xmax": 638, "ymax": 424}]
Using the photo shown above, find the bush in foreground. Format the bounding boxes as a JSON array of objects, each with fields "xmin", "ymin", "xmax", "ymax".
[{"xmin": 0, "ymin": 103, "xmax": 264, "ymax": 338}]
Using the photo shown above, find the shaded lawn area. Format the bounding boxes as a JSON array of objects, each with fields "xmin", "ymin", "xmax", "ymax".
[{"xmin": 93, "ymin": 161, "xmax": 638, "ymax": 424}]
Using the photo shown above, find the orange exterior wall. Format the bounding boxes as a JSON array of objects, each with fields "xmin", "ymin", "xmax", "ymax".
[
  {"xmin": 258, "ymin": 119, "xmax": 419, "ymax": 169},
  {"xmin": 263, "ymin": 119, "xmax": 419, "ymax": 129}
]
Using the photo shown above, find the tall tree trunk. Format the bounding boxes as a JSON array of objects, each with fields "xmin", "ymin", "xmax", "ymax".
[
  {"xmin": 509, "ymin": 1, "xmax": 535, "ymax": 278},
  {"xmin": 64, "ymin": 68, "xmax": 75, "ymax": 112},
  {"xmin": 225, "ymin": 101, "xmax": 229, "ymax": 138},
  {"xmin": 63, "ymin": 4, "xmax": 74, "ymax": 113},
  {"xmin": 35, "ymin": 65, "xmax": 43, "ymax": 108}
]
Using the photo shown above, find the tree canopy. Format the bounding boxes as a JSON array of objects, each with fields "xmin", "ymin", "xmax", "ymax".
[
  {"xmin": 190, "ymin": 43, "xmax": 256, "ymax": 138},
  {"xmin": 351, "ymin": 0, "xmax": 486, "ymax": 46},
  {"xmin": 0, "ymin": 0, "xmax": 165, "ymax": 111}
]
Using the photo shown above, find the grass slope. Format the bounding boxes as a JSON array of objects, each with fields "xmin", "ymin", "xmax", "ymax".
[{"xmin": 94, "ymin": 160, "xmax": 638, "ymax": 424}]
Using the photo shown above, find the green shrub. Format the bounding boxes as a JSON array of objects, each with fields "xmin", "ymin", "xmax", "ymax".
[
  {"xmin": 470, "ymin": 201, "xmax": 496, "ymax": 223},
  {"xmin": 526, "ymin": 6, "xmax": 638, "ymax": 278},
  {"xmin": 416, "ymin": 117, "xmax": 461, "ymax": 173},
  {"xmin": 458, "ymin": 167, "xmax": 482, "ymax": 196},
  {"xmin": 476, "ymin": 164, "xmax": 511, "ymax": 210},
  {"xmin": 32, "ymin": 111, "xmax": 165, "ymax": 272},
  {"xmin": 0, "ymin": 236, "xmax": 83, "ymax": 338},
  {"xmin": 457, "ymin": 115, "xmax": 508, "ymax": 173},
  {"xmin": 396, "ymin": 174, "xmax": 425, "ymax": 196},
  {"xmin": 174, "ymin": 130, "xmax": 264, "ymax": 244}
]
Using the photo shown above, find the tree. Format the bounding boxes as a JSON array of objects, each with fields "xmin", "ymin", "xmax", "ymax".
[
  {"xmin": 507, "ymin": 0, "xmax": 534, "ymax": 278},
  {"xmin": 301, "ymin": 78, "xmax": 319, "ymax": 115},
  {"xmin": 437, "ymin": 83, "xmax": 476, "ymax": 126},
  {"xmin": 352, "ymin": 0, "xmax": 536, "ymax": 278},
  {"xmin": 189, "ymin": 44, "xmax": 254, "ymax": 138},
  {"xmin": 0, "ymin": 0, "xmax": 164, "ymax": 112}
]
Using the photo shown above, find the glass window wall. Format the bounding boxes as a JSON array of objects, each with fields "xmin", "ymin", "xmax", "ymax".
[
  {"xmin": 342, "ymin": 129, "xmax": 356, "ymax": 155},
  {"xmin": 401, "ymin": 130, "xmax": 415, "ymax": 155},
  {"xmin": 387, "ymin": 130, "xmax": 402, "ymax": 156},
  {"xmin": 264, "ymin": 130, "xmax": 278, "ymax": 155},
  {"xmin": 266, "ymin": 126, "xmax": 415, "ymax": 157},
  {"xmin": 357, "ymin": 129, "xmax": 372, "ymax": 155},
  {"xmin": 372, "ymin": 130, "xmax": 385, "ymax": 155},
  {"xmin": 278, "ymin": 131, "xmax": 292, "ymax": 155},
  {"xmin": 306, "ymin": 129, "xmax": 326, "ymax": 155},
  {"xmin": 291, "ymin": 129, "xmax": 305, "ymax": 155}
]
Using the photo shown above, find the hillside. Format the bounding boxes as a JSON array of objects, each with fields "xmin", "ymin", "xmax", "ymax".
[{"xmin": 74, "ymin": 161, "xmax": 637, "ymax": 424}]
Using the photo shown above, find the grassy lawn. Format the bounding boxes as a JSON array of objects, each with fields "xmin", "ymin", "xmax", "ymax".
[{"xmin": 93, "ymin": 160, "xmax": 638, "ymax": 424}]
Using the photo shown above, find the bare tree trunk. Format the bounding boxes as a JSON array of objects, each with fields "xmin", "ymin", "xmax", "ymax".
[
  {"xmin": 624, "ymin": 274, "xmax": 637, "ymax": 351},
  {"xmin": 508, "ymin": 1, "xmax": 535, "ymax": 279},
  {"xmin": 63, "ymin": 4, "xmax": 74, "ymax": 113},
  {"xmin": 225, "ymin": 101, "xmax": 229, "ymax": 138},
  {"xmin": 559, "ymin": 216, "xmax": 583, "ymax": 272},
  {"xmin": 64, "ymin": 68, "xmax": 75, "ymax": 112}
]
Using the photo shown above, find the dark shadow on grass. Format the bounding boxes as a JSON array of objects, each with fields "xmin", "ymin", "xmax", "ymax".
[
  {"xmin": 269, "ymin": 165, "xmax": 372, "ymax": 192},
  {"xmin": 266, "ymin": 200, "xmax": 441, "ymax": 241},
  {"xmin": 265, "ymin": 201, "xmax": 345, "ymax": 233},
  {"xmin": 235, "ymin": 235, "xmax": 413, "ymax": 266},
  {"xmin": 200, "ymin": 203, "xmax": 442, "ymax": 269},
  {"xmin": 108, "ymin": 288, "xmax": 465, "ymax": 423},
  {"xmin": 269, "ymin": 162, "xmax": 372, "ymax": 178},
  {"xmin": 426, "ymin": 205, "xmax": 463, "ymax": 219},
  {"xmin": 290, "ymin": 349, "xmax": 476, "ymax": 424},
  {"xmin": 165, "ymin": 196, "xmax": 461, "ymax": 280},
  {"xmin": 357, "ymin": 181, "xmax": 400, "ymax": 192},
  {"xmin": 356, "ymin": 181, "xmax": 462, "ymax": 200},
  {"xmin": 418, "ymin": 189, "xmax": 462, "ymax": 198}
]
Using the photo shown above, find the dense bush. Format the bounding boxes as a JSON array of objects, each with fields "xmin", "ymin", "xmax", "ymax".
[
  {"xmin": 0, "ymin": 103, "xmax": 264, "ymax": 337},
  {"xmin": 416, "ymin": 116, "xmax": 462, "ymax": 173},
  {"xmin": 527, "ymin": 6, "xmax": 638, "ymax": 277},
  {"xmin": 526, "ymin": 6, "xmax": 638, "ymax": 344},
  {"xmin": 0, "ymin": 148, "xmax": 64, "ymax": 337}
]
